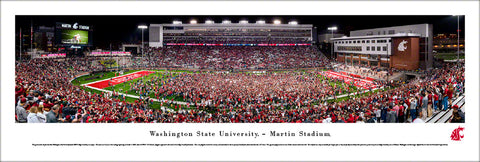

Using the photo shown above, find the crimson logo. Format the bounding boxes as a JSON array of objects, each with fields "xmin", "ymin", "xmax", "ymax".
[{"xmin": 450, "ymin": 126, "xmax": 464, "ymax": 141}]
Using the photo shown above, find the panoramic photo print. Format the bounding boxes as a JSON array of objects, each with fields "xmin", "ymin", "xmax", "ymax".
[{"xmin": 15, "ymin": 15, "xmax": 465, "ymax": 123}]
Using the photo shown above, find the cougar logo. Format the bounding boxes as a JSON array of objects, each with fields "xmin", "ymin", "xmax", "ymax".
[
  {"xmin": 397, "ymin": 40, "xmax": 408, "ymax": 52},
  {"xmin": 73, "ymin": 23, "xmax": 78, "ymax": 29},
  {"xmin": 450, "ymin": 126, "xmax": 464, "ymax": 141}
]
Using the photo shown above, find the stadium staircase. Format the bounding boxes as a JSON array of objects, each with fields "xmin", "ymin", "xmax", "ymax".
[
  {"xmin": 425, "ymin": 94, "xmax": 465, "ymax": 123},
  {"xmin": 313, "ymin": 45, "xmax": 329, "ymax": 60}
]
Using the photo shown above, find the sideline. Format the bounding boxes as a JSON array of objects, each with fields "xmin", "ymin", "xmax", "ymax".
[
  {"xmin": 80, "ymin": 70, "xmax": 153, "ymax": 86},
  {"xmin": 83, "ymin": 84, "xmax": 179, "ymax": 112},
  {"xmin": 326, "ymin": 87, "xmax": 383, "ymax": 100}
]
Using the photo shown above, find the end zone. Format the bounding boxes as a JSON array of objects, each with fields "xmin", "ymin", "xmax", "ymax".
[{"xmin": 82, "ymin": 70, "xmax": 155, "ymax": 89}]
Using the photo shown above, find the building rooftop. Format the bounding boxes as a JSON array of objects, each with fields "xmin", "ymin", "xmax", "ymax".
[{"xmin": 331, "ymin": 33, "xmax": 421, "ymax": 40}]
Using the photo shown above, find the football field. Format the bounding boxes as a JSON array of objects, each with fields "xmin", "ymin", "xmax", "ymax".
[{"xmin": 83, "ymin": 70, "xmax": 155, "ymax": 89}]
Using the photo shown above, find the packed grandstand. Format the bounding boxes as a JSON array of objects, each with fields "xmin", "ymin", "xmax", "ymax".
[{"xmin": 15, "ymin": 43, "xmax": 465, "ymax": 123}]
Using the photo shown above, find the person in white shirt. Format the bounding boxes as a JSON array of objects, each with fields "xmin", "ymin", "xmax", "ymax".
[
  {"xmin": 322, "ymin": 115, "xmax": 332, "ymax": 123},
  {"xmin": 27, "ymin": 106, "xmax": 40, "ymax": 123},
  {"xmin": 356, "ymin": 117, "xmax": 365, "ymax": 123},
  {"xmin": 412, "ymin": 110, "xmax": 425, "ymax": 123},
  {"xmin": 374, "ymin": 108, "xmax": 381, "ymax": 120},
  {"xmin": 36, "ymin": 106, "xmax": 47, "ymax": 123}
]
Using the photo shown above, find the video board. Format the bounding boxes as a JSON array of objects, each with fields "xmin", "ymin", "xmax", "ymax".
[{"xmin": 56, "ymin": 22, "xmax": 93, "ymax": 46}]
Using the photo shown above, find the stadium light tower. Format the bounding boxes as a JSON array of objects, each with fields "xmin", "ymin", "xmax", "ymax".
[
  {"xmin": 222, "ymin": 20, "xmax": 231, "ymax": 24},
  {"xmin": 205, "ymin": 20, "xmax": 214, "ymax": 24},
  {"xmin": 273, "ymin": 20, "xmax": 281, "ymax": 25},
  {"xmin": 328, "ymin": 26, "xmax": 338, "ymax": 60},
  {"xmin": 453, "ymin": 15, "xmax": 460, "ymax": 65},
  {"xmin": 138, "ymin": 25, "xmax": 148, "ymax": 59},
  {"xmin": 190, "ymin": 20, "xmax": 197, "ymax": 24},
  {"xmin": 288, "ymin": 21, "xmax": 298, "ymax": 25},
  {"xmin": 256, "ymin": 20, "xmax": 266, "ymax": 24}
]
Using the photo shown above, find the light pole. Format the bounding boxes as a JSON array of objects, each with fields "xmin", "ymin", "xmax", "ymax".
[
  {"xmin": 19, "ymin": 28, "xmax": 22, "ymax": 62},
  {"xmin": 456, "ymin": 15, "xmax": 460, "ymax": 65},
  {"xmin": 138, "ymin": 25, "xmax": 148, "ymax": 59},
  {"xmin": 328, "ymin": 26, "xmax": 338, "ymax": 61}
]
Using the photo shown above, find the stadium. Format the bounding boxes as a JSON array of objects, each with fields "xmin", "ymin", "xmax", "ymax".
[{"xmin": 15, "ymin": 16, "xmax": 465, "ymax": 123}]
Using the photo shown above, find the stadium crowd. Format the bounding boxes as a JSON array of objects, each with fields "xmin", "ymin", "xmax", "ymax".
[
  {"xmin": 163, "ymin": 38, "xmax": 311, "ymax": 44},
  {"xmin": 127, "ymin": 71, "xmax": 360, "ymax": 108},
  {"xmin": 335, "ymin": 64, "xmax": 390, "ymax": 80},
  {"xmin": 15, "ymin": 50, "xmax": 464, "ymax": 123},
  {"xmin": 136, "ymin": 46, "xmax": 329, "ymax": 70}
]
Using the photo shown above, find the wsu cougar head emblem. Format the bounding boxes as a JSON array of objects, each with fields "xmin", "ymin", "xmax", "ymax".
[
  {"xmin": 398, "ymin": 40, "xmax": 408, "ymax": 52},
  {"xmin": 73, "ymin": 23, "xmax": 78, "ymax": 29},
  {"xmin": 450, "ymin": 126, "xmax": 464, "ymax": 141}
]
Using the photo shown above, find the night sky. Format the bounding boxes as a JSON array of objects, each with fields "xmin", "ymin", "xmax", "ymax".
[{"xmin": 16, "ymin": 15, "xmax": 464, "ymax": 49}]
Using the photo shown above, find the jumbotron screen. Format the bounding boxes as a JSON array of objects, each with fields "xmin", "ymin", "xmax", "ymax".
[{"xmin": 60, "ymin": 30, "xmax": 88, "ymax": 45}]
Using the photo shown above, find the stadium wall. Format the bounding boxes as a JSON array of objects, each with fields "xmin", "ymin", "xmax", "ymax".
[
  {"xmin": 391, "ymin": 37, "xmax": 420, "ymax": 70},
  {"xmin": 149, "ymin": 24, "xmax": 163, "ymax": 47}
]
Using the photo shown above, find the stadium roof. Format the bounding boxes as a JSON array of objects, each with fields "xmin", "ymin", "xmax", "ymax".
[{"xmin": 331, "ymin": 33, "xmax": 421, "ymax": 40}]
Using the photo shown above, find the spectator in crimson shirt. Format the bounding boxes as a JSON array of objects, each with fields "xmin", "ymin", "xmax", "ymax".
[
  {"xmin": 346, "ymin": 113, "xmax": 355, "ymax": 123},
  {"xmin": 447, "ymin": 84, "xmax": 454, "ymax": 107},
  {"xmin": 15, "ymin": 85, "xmax": 25, "ymax": 101}
]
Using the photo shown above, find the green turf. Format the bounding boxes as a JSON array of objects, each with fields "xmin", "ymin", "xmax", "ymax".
[
  {"xmin": 72, "ymin": 69, "xmax": 200, "ymax": 111},
  {"xmin": 73, "ymin": 69, "xmax": 384, "ymax": 111},
  {"xmin": 108, "ymin": 71, "xmax": 363, "ymax": 106},
  {"xmin": 326, "ymin": 86, "xmax": 391, "ymax": 103},
  {"xmin": 98, "ymin": 59, "xmax": 119, "ymax": 68},
  {"xmin": 317, "ymin": 74, "xmax": 359, "ymax": 96},
  {"xmin": 103, "ymin": 71, "xmax": 201, "ymax": 110},
  {"xmin": 105, "ymin": 71, "xmax": 179, "ymax": 98},
  {"xmin": 434, "ymin": 53, "xmax": 465, "ymax": 60},
  {"xmin": 169, "ymin": 70, "xmax": 195, "ymax": 73},
  {"xmin": 79, "ymin": 83, "xmax": 194, "ymax": 111},
  {"xmin": 73, "ymin": 70, "xmax": 182, "ymax": 110}
]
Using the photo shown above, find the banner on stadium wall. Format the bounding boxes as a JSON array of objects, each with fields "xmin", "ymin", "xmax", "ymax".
[
  {"xmin": 39, "ymin": 53, "xmax": 67, "ymax": 58},
  {"xmin": 89, "ymin": 51, "xmax": 131, "ymax": 56},
  {"xmin": 164, "ymin": 43, "xmax": 311, "ymax": 46}
]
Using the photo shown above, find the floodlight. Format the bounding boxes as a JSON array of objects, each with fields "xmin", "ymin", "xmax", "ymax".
[
  {"xmin": 205, "ymin": 20, "xmax": 214, "ymax": 24},
  {"xmin": 328, "ymin": 27, "xmax": 338, "ymax": 31}
]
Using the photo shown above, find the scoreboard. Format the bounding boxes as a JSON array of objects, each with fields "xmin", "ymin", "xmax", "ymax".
[{"xmin": 55, "ymin": 22, "xmax": 93, "ymax": 47}]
